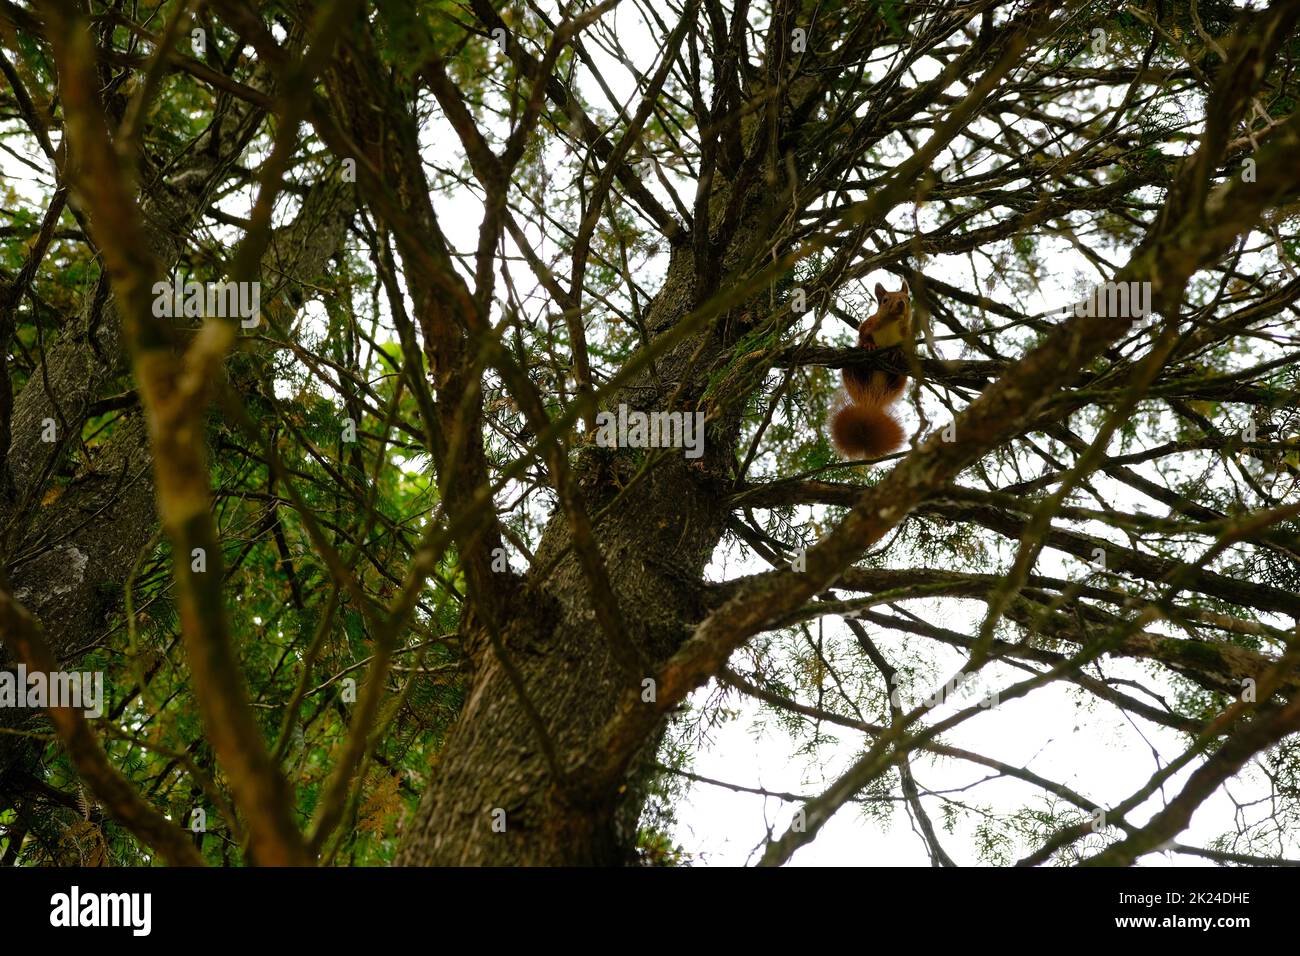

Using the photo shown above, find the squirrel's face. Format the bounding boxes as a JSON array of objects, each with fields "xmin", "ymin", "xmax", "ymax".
[
  {"xmin": 860, "ymin": 281, "xmax": 912, "ymax": 347},
  {"xmin": 873, "ymin": 282, "xmax": 911, "ymax": 323}
]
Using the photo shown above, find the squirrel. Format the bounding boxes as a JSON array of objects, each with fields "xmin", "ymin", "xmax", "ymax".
[{"xmin": 828, "ymin": 281, "xmax": 913, "ymax": 460}]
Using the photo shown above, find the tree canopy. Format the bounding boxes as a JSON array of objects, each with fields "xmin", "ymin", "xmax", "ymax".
[{"xmin": 2, "ymin": 0, "xmax": 1300, "ymax": 867}]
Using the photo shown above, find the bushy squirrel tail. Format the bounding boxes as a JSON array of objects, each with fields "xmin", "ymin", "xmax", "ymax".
[{"xmin": 829, "ymin": 392, "xmax": 905, "ymax": 459}]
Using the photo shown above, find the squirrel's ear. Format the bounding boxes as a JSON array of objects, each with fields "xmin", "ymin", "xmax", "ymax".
[
  {"xmin": 875, "ymin": 282, "xmax": 887, "ymax": 301},
  {"xmin": 900, "ymin": 278, "xmax": 910, "ymax": 295}
]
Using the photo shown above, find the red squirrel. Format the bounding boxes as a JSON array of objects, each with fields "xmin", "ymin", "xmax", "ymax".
[{"xmin": 828, "ymin": 281, "xmax": 912, "ymax": 459}]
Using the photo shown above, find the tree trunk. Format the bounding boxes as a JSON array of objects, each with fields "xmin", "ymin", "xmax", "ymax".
[{"xmin": 397, "ymin": 177, "xmax": 789, "ymax": 863}]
